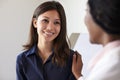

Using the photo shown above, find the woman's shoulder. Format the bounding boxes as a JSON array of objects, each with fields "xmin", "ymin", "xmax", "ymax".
[
  {"xmin": 16, "ymin": 49, "xmax": 30, "ymax": 63},
  {"xmin": 17, "ymin": 45, "xmax": 37, "ymax": 61}
]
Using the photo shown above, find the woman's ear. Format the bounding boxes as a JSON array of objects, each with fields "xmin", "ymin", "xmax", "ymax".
[{"xmin": 33, "ymin": 18, "xmax": 37, "ymax": 28}]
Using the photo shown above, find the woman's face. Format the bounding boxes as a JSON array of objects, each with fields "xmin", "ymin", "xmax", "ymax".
[
  {"xmin": 33, "ymin": 10, "xmax": 61, "ymax": 43},
  {"xmin": 84, "ymin": 6, "xmax": 103, "ymax": 44}
]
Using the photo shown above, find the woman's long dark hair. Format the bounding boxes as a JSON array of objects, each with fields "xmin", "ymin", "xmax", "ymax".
[
  {"xmin": 88, "ymin": 0, "xmax": 120, "ymax": 34},
  {"xmin": 23, "ymin": 1, "xmax": 70, "ymax": 66}
]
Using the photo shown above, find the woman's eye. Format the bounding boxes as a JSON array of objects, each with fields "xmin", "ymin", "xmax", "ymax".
[
  {"xmin": 54, "ymin": 21, "xmax": 60, "ymax": 25},
  {"xmin": 42, "ymin": 19, "xmax": 49, "ymax": 23}
]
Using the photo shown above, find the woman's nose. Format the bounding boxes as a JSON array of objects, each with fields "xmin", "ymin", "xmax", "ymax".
[{"xmin": 47, "ymin": 22, "xmax": 54, "ymax": 30}]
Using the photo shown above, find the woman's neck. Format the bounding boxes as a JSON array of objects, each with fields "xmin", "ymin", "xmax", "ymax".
[
  {"xmin": 37, "ymin": 40, "xmax": 53, "ymax": 63},
  {"xmin": 101, "ymin": 34, "xmax": 120, "ymax": 46}
]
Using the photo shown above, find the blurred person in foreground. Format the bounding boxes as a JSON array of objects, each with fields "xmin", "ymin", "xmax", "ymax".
[{"xmin": 72, "ymin": 0, "xmax": 120, "ymax": 80}]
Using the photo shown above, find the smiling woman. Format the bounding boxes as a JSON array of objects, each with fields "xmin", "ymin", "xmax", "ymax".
[
  {"xmin": 16, "ymin": 1, "xmax": 76, "ymax": 80},
  {"xmin": 33, "ymin": 10, "xmax": 61, "ymax": 43}
]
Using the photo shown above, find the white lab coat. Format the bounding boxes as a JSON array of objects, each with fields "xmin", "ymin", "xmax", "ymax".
[{"xmin": 86, "ymin": 41, "xmax": 120, "ymax": 80}]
